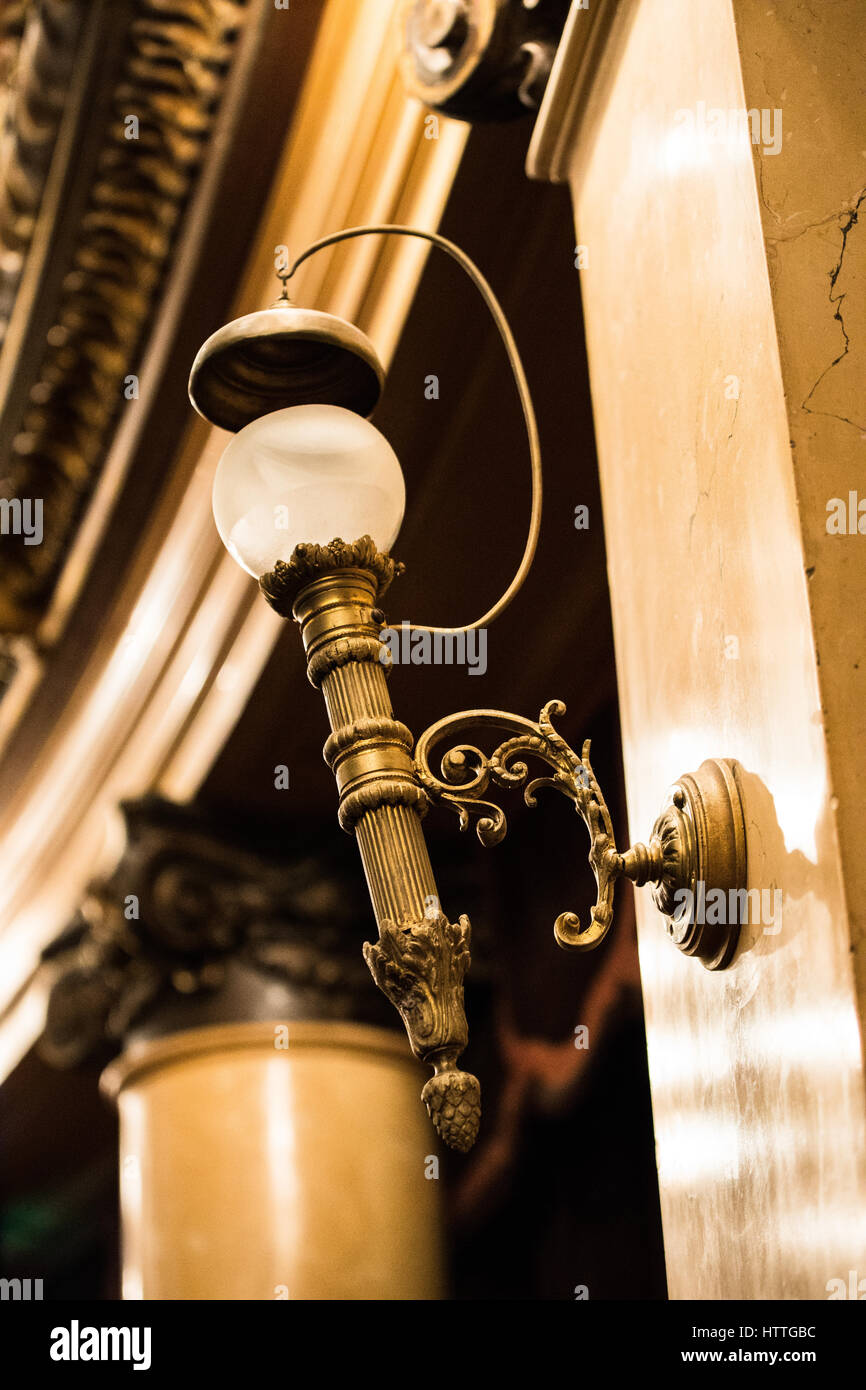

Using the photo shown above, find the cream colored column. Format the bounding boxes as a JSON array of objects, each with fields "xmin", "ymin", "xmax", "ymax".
[
  {"xmin": 102, "ymin": 1022, "xmax": 444, "ymax": 1301},
  {"xmin": 529, "ymin": 0, "xmax": 866, "ymax": 1298}
]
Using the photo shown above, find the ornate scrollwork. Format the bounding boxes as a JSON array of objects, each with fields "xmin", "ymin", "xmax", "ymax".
[
  {"xmin": 415, "ymin": 701, "xmax": 749, "ymax": 971},
  {"xmin": 415, "ymin": 699, "xmax": 624, "ymax": 951}
]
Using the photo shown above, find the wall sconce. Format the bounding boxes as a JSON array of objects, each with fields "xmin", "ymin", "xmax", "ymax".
[{"xmin": 189, "ymin": 225, "xmax": 747, "ymax": 1152}]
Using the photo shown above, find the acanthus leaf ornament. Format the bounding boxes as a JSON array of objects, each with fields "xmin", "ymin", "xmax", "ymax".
[
  {"xmin": 259, "ymin": 536, "xmax": 405, "ymax": 617},
  {"xmin": 363, "ymin": 909, "xmax": 480, "ymax": 1153}
]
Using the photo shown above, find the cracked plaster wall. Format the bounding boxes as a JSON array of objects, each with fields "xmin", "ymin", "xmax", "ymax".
[
  {"xmin": 736, "ymin": 0, "xmax": 866, "ymax": 1022},
  {"xmin": 563, "ymin": 0, "xmax": 866, "ymax": 1298}
]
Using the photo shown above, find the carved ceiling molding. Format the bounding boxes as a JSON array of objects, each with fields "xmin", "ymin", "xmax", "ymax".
[
  {"xmin": 0, "ymin": 1, "xmax": 89, "ymax": 339},
  {"xmin": 0, "ymin": 5, "xmax": 27, "ymax": 224},
  {"xmin": 0, "ymin": 0, "xmax": 248, "ymax": 635},
  {"xmin": 0, "ymin": 4, "xmax": 26, "ymax": 89}
]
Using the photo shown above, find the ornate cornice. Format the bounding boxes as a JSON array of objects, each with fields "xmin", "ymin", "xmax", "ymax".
[
  {"xmin": 0, "ymin": 6, "xmax": 26, "ymax": 184},
  {"xmin": 0, "ymin": 2, "xmax": 88, "ymax": 339},
  {"xmin": 0, "ymin": 0, "xmax": 249, "ymax": 634}
]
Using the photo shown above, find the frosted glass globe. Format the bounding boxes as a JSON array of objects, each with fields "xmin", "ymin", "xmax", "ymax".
[{"xmin": 212, "ymin": 404, "xmax": 405, "ymax": 578}]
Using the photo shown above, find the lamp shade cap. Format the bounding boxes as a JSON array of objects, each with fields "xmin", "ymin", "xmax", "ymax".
[{"xmin": 188, "ymin": 305, "xmax": 385, "ymax": 432}]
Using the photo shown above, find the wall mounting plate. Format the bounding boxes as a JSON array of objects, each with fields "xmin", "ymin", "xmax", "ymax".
[{"xmin": 651, "ymin": 758, "xmax": 747, "ymax": 970}]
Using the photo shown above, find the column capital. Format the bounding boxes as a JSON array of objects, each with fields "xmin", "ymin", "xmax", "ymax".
[{"xmin": 39, "ymin": 795, "xmax": 396, "ymax": 1067}]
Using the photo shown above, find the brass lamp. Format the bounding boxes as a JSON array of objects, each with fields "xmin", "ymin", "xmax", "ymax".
[{"xmin": 189, "ymin": 225, "xmax": 747, "ymax": 1152}]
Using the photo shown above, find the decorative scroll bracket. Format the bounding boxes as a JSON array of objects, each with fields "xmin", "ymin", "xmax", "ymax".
[{"xmin": 415, "ymin": 699, "xmax": 747, "ymax": 970}]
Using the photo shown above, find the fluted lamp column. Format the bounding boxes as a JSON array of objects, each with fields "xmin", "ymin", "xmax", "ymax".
[
  {"xmin": 190, "ymin": 304, "xmax": 482, "ymax": 1152},
  {"xmin": 261, "ymin": 538, "xmax": 481, "ymax": 1152}
]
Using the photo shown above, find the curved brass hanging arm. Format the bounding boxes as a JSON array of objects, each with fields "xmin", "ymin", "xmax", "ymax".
[
  {"xmin": 415, "ymin": 699, "xmax": 748, "ymax": 970},
  {"xmin": 282, "ymin": 224, "xmax": 541, "ymax": 637}
]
